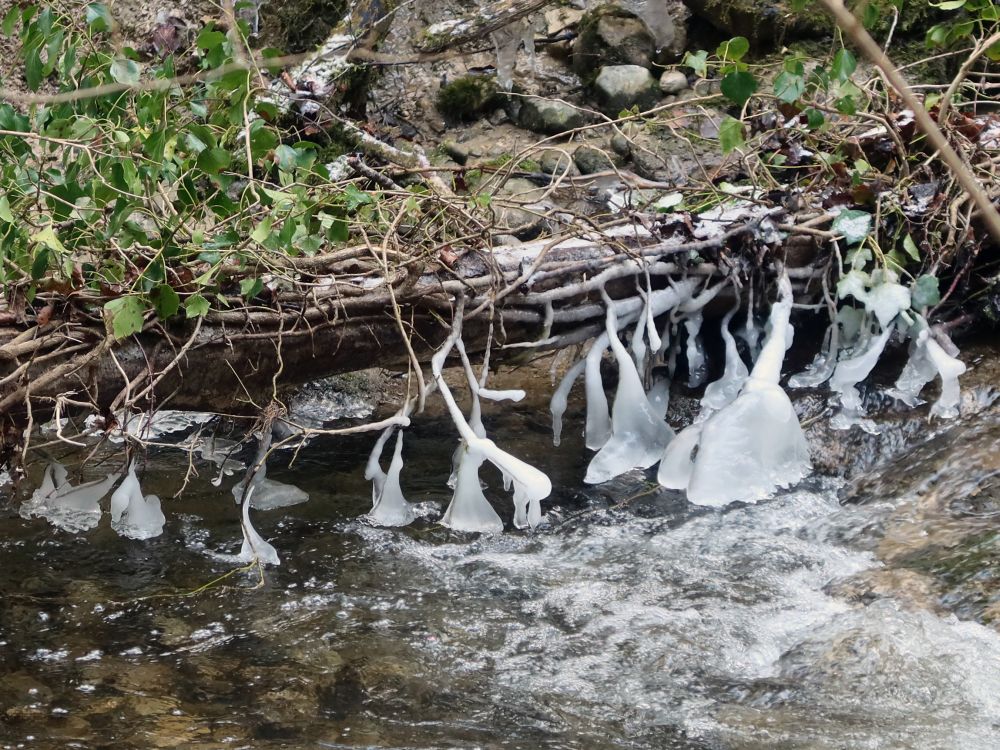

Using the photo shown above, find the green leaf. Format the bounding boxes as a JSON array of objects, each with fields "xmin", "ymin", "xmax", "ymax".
[
  {"xmin": 805, "ymin": 108, "xmax": 825, "ymax": 129},
  {"xmin": 85, "ymin": 3, "xmax": 113, "ymax": 32},
  {"xmin": 197, "ymin": 147, "xmax": 231, "ymax": 175},
  {"xmin": 902, "ymin": 234, "xmax": 920, "ymax": 261},
  {"xmin": 831, "ymin": 49, "xmax": 857, "ymax": 82},
  {"xmin": 911, "ymin": 275, "xmax": 941, "ymax": 309},
  {"xmin": 344, "ymin": 183, "xmax": 373, "ymax": 211},
  {"xmin": 25, "ymin": 46, "xmax": 43, "ymax": 91},
  {"xmin": 31, "ymin": 225, "xmax": 66, "ymax": 253},
  {"xmin": 720, "ymin": 71, "xmax": 757, "ymax": 106},
  {"xmin": 251, "ymin": 217, "xmax": 273, "ymax": 244},
  {"xmin": 185, "ymin": 293, "xmax": 210, "ymax": 318},
  {"xmin": 683, "ymin": 50, "xmax": 708, "ymax": 78},
  {"xmin": 105, "ymin": 296, "xmax": 146, "ymax": 339},
  {"xmin": 151, "ymin": 284, "xmax": 180, "ymax": 319},
  {"xmin": 718, "ymin": 116, "xmax": 745, "ymax": 154},
  {"xmin": 30, "ymin": 248, "xmax": 49, "ymax": 280},
  {"xmin": 2, "ymin": 7, "xmax": 19, "ymax": 35},
  {"xmin": 773, "ymin": 71, "xmax": 805, "ymax": 103},
  {"xmin": 0, "ymin": 195, "xmax": 12, "ymax": 223},
  {"xmin": 931, "ymin": 0, "xmax": 967, "ymax": 9},
  {"xmin": 716, "ymin": 36, "xmax": 749, "ymax": 62},
  {"xmin": 240, "ymin": 277, "xmax": 263, "ymax": 299},
  {"xmin": 273, "ymin": 144, "xmax": 298, "ymax": 172},
  {"xmin": 831, "ymin": 209, "xmax": 871, "ymax": 246},
  {"xmin": 109, "ymin": 58, "xmax": 140, "ymax": 85}
]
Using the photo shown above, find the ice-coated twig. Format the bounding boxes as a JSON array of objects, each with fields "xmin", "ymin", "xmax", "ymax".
[
  {"xmin": 550, "ymin": 357, "xmax": 586, "ymax": 447},
  {"xmin": 432, "ymin": 298, "xmax": 552, "ymax": 532},
  {"xmin": 788, "ymin": 321, "xmax": 839, "ymax": 389},
  {"xmin": 829, "ymin": 322, "xmax": 894, "ymax": 432}
]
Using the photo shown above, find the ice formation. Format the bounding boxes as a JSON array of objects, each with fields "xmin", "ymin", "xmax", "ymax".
[
  {"xmin": 888, "ymin": 319, "xmax": 967, "ymax": 418},
  {"xmin": 550, "ymin": 358, "xmax": 586, "ymax": 447},
  {"xmin": 22, "ymin": 462, "xmax": 116, "ymax": 533},
  {"xmin": 701, "ymin": 308, "xmax": 749, "ymax": 411},
  {"xmin": 432, "ymin": 304, "xmax": 552, "ymax": 532},
  {"xmin": 584, "ymin": 292, "xmax": 675, "ymax": 484},
  {"xmin": 110, "ymin": 462, "xmax": 166, "ymax": 540},
  {"xmin": 235, "ymin": 487, "xmax": 281, "ymax": 566},
  {"xmin": 829, "ymin": 323, "xmax": 894, "ymax": 432},
  {"xmin": 365, "ymin": 418, "xmax": 417, "ymax": 527},
  {"xmin": 658, "ymin": 273, "xmax": 810, "ymax": 505},
  {"xmin": 584, "ymin": 332, "xmax": 613, "ymax": 450},
  {"xmin": 788, "ymin": 322, "xmax": 838, "ymax": 389}
]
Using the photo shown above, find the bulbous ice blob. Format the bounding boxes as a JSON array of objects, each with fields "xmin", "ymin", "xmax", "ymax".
[
  {"xmin": 656, "ymin": 423, "xmax": 703, "ymax": 489},
  {"xmin": 685, "ymin": 379, "xmax": 810, "ymax": 506},
  {"xmin": 659, "ymin": 273, "xmax": 810, "ymax": 506},
  {"xmin": 866, "ymin": 282, "xmax": 911, "ymax": 328},
  {"xmin": 237, "ymin": 487, "xmax": 280, "ymax": 565},
  {"xmin": 701, "ymin": 309, "xmax": 749, "ymax": 411},
  {"xmin": 111, "ymin": 462, "xmax": 166, "ymax": 540},
  {"xmin": 231, "ymin": 463, "xmax": 309, "ymax": 511},
  {"xmin": 441, "ymin": 445, "xmax": 503, "ymax": 533},
  {"xmin": 829, "ymin": 324, "xmax": 893, "ymax": 431},
  {"xmin": 368, "ymin": 431, "xmax": 417, "ymax": 527},
  {"xmin": 550, "ymin": 357, "xmax": 586, "ymax": 447},
  {"xmin": 585, "ymin": 295, "xmax": 675, "ymax": 485},
  {"xmin": 22, "ymin": 462, "xmax": 116, "ymax": 533}
]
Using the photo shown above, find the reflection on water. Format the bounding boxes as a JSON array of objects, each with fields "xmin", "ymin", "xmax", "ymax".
[{"xmin": 3, "ymin": 394, "xmax": 1000, "ymax": 750}]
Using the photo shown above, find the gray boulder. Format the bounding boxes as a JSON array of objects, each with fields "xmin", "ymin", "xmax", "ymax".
[
  {"xmin": 518, "ymin": 99, "xmax": 590, "ymax": 135},
  {"xmin": 593, "ymin": 65, "xmax": 660, "ymax": 115},
  {"xmin": 572, "ymin": 5, "xmax": 656, "ymax": 79},
  {"xmin": 659, "ymin": 69, "xmax": 689, "ymax": 95}
]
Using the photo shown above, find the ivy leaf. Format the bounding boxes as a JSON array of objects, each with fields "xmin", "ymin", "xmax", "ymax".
[
  {"xmin": 109, "ymin": 58, "xmax": 140, "ymax": 85},
  {"xmin": 805, "ymin": 108, "xmax": 825, "ymax": 129},
  {"xmin": 716, "ymin": 36, "xmax": 749, "ymax": 62},
  {"xmin": 151, "ymin": 284, "xmax": 180, "ymax": 319},
  {"xmin": 31, "ymin": 225, "xmax": 66, "ymax": 253},
  {"xmin": 718, "ymin": 116, "xmax": 745, "ymax": 154},
  {"xmin": 831, "ymin": 49, "xmax": 857, "ymax": 82},
  {"xmin": 185, "ymin": 293, "xmax": 210, "ymax": 318},
  {"xmin": 683, "ymin": 49, "xmax": 708, "ymax": 78},
  {"xmin": 831, "ymin": 209, "xmax": 871, "ymax": 246},
  {"xmin": 273, "ymin": 144, "xmax": 298, "ymax": 172},
  {"xmin": 197, "ymin": 147, "xmax": 231, "ymax": 175},
  {"xmin": 773, "ymin": 71, "xmax": 805, "ymax": 103},
  {"xmin": 911, "ymin": 275, "xmax": 941, "ymax": 309},
  {"xmin": 30, "ymin": 248, "xmax": 49, "ymax": 280},
  {"xmin": 721, "ymin": 71, "xmax": 757, "ymax": 106},
  {"xmin": 105, "ymin": 296, "xmax": 146, "ymax": 339},
  {"xmin": 85, "ymin": 3, "xmax": 113, "ymax": 32},
  {"xmin": 903, "ymin": 234, "xmax": 921, "ymax": 261},
  {"xmin": 0, "ymin": 195, "xmax": 12, "ymax": 223},
  {"xmin": 240, "ymin": 277, "xmax": 263, "ymax": 299}
]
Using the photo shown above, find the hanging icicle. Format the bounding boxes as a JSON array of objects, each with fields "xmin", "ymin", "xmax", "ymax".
[
  {"xmin": 584, "ymin": 290, "xmax": 675, "ymax": 484},
  {"xmin": 829, "ymin": 322, "xmax": 894, "ymax": 432},
  {"xmin": 701, "ymin": 307, "xmax": 749, "ymax": 412}
]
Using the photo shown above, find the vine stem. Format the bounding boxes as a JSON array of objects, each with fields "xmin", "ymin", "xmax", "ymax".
[{"xmin": 817, "ymin": 0, "xmax": 1000, "ymax": 245}]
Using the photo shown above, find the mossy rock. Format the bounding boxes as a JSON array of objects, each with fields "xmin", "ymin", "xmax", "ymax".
[
  {"xmin": 572, "ymin": 4, "xmax": 656, "ymax": 81},
  {"xmin": 257, "ymin": 0, "xmax": 350, "ymax": 53},
  {"xmin": 436, "ymin": 76, "xmax": 501, "ymax": 124}
]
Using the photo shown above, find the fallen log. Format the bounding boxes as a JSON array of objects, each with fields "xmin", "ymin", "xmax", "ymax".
[
  {"xmin": 414, "ymin": 0, "xmax": 555, "ymax": 53},
  {"xmin": 0, "ymin": 214, "xmax": 814, "ymax": 430}
]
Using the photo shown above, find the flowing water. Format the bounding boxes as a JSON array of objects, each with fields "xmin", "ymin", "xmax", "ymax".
[{"xmin": 3, "ymin": 384, "xmax": 1000, "ymax": 749}]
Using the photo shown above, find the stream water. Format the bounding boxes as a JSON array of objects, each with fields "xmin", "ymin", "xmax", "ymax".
[{"xmin": 2, "ymin": 385, "xmax": 1000, "ymax": 749}]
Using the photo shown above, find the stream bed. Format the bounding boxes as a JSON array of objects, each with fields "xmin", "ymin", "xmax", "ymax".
[{"xmin": 2, "ymin": 385, "xmax": 1000, "ymax": 749}]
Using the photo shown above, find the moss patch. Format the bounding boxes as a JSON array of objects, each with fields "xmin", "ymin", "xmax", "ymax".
[{"xmin": 436, "ymin": 76, "xmax": 501, "ymax": 123}]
